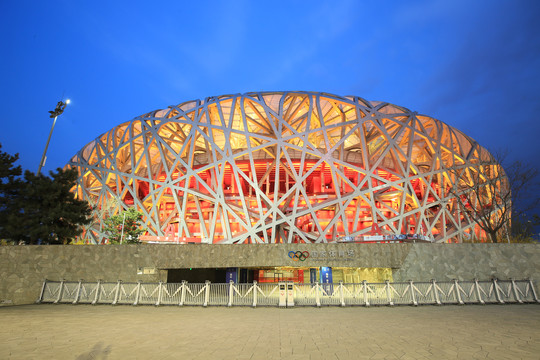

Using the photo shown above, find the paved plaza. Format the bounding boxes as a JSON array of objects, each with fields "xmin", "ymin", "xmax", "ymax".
[{"xmin": 0, "ymin": 304, "xmax": 538, "ymax": 359}]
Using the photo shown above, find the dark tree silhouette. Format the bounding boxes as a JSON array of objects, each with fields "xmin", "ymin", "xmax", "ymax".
[
  {"xmin": 0, "ymin": 144, "xmax": 23, "ymax": 241},
  {"xmin": 0, "ymin": 143, "xmax": 92, "ymax": 244}
]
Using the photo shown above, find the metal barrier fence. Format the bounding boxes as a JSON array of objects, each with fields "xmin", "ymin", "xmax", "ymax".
[{"xmin": 37, "ymin": 279, "xmax": 539, "ymax": 307}]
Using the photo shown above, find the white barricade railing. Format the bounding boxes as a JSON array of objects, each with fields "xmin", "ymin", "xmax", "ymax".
[
  {"xmin": 40, "ymin": 280, "xmax": 61, "ymax": 303},
  {"xmin": 294, "ymin": 283, "xmax": 320, "ymax": 306},
  {"xmin": 229, "ymin": 282, "xmax": 255, "ymax": 306},
  {"xmin": 56, "ymin": 281, "xmax": 79, "ymax": 304},
  {"xmin": 208, "ymin": 282, "xmax": 228, "ymax": 306},
  {"xmin": 247, "ymin": 283, "xmax": 279, "ymax": 306},
  {"xmin": 454, "ymin": 281, "xmax": 479, "ymax": 304},
  {"xmin": 476, "ymin": 280, "xmax": 499, "ymax": 304},
  {"xmin": 115, "ymin": 282, "xmax": 138, "ymax": 305},
  {"xmin": 319, "ymin": 283, "xmax": 340, "ymax": 306},
  {"xmin": 78, "ymin": 282, "xmax": 97, "ymax": 304},
  {"xmin": 344, "ymin": 282, "xmax": 368, "ymax": 306},
  {"xmin": 513, "ymin": 280, "xmax": 538, "ymax": 303},
  {"xmin": 386, "ymin": 281, "xmax": 415, "ymax": 306},
  {"xmin": 138, "ymin": 283, "xmax": 160, "ymax": 305},
  {"xmin": 159, "ymin": 282, "xmax": 182, "ymax": 305},
  {"xmin": 183, "ymin": 282, "xmax": 207, "ymax": 306},
  {"xmin": 37, "ymin": 278, "xmax": 539, "ymax": 307},
  {"xmin": 433, "ymin": 281, "xmax": 458, "ymax": 304},
  {"xmin": 365, "ymin": 282, "xmax": 388, "ymax": 306},
  {"xmin": 93, "ymin": 281, "xmax": 117, "ymax": 305},
  {"xmin": 411, "ymin": 281, "xmax": 437, "ymax": 305}
]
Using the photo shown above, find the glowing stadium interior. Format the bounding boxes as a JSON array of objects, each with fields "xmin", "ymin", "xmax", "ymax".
[{"xmin": 68, "ymin": 91, "xmax": 506, "ymax": 244}]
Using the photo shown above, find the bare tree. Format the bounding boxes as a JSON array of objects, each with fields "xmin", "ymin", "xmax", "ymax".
[{"xmin": 448, "ymin": 151, "xmax": 539, "ymax": 243}]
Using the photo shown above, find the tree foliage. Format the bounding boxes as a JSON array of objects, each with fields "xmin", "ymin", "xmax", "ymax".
[
  {"xmin": 510, "ymin": 213, "xmax": 540, "ymax": 243},
  {"xmin": 103, "ymin": 208, "xmax": 145, "ymax": 244},
  {"xmin": 11, "ymin": 169, "xmax": 92, "ymax": 244},
  {"xmin": 0, "ymin": 144, "xmax": 92, "ymax": 244},
  {"xmin": 0, "ymin": 144, "xmax": 22, "ymax": 238}
]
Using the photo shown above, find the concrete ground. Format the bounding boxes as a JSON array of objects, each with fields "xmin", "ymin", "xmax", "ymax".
[{"xmin": 0, "ymin": 304, "xmax": 538, "ymax": 360}]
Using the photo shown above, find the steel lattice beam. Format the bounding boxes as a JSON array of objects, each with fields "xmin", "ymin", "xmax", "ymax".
[{"xmin": 67, "ymin": 92, "xmax": 506, "ymax": 244}]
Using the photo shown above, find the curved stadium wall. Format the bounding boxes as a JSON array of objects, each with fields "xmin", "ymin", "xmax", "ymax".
[{"xmin": 68, "ymin": 91, "xmax": 505, "ymax": 244}]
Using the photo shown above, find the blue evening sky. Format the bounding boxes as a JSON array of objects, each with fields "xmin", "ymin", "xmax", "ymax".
[{"xmin": 1, "ymin": 0, "xmax": 539, "ymax": 175}]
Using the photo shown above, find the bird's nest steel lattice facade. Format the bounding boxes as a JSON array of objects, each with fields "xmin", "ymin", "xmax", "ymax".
[{"xmin": 68, "ymin": 91, "xmax": 505, "ymax": 244}]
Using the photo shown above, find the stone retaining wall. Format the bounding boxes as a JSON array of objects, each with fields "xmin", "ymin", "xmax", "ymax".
[{"xmin": 1, "ymin": 243, "xmax": 538, "ymax": 306}]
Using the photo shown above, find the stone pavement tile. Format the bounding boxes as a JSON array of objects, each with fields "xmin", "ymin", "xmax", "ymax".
[
  {"xmin": 427, "ymin": 347, "xmax": 459, "ymax": 359},
  {"xmin": 306, "ymin": 352, "xmax": 326, "ymax": 360},
  {"xmin": 452, "ymin": 342, "xmax": 481, "ymax": 352},
  {"xmin": 234, "ymin": 355, "xmax": 254, "ymax": 360},
  {"xmin": 293, "ymin": 345, "xmax": 308, "ymax": 354},
  {"xmin": 409, "ymin": 354, "xmax": 436, "ymax": 360},
  {"xmin": 280, "ymin": 346, "xmax": 294, "ymax": 355},
  {"xmin": 334, "ymin": 350, "xmax": 352, "ymax": 359},
  {"xmin": 288, "ymin": 354, "xmax": 312, "ymax": 360},
  {"xmin": 513, "ymin": 339, "xmax": 535, "ymax": 347},
  {"xmin": 370, "ymin": 353, "xmax": 390, "ymax": 359},
  {"xmin": 471, "ymin": 349, "xmax": 490, "ymax": 359},
  {"xmin": 500, "ymin": 347, "xmax": 540, "ymax": 360},
  {"xmin": 400, "ymin": 355, "xmax": 427, "ymax": 360},
  {"xmin": 357, "ymin": 348, "xmax": 376, "ymax": 358},
  {"xmin": 414, "ymin": 348, "xmax": 432, "ymax": 357},
  {"xmin": 1, "ymin": 304, "xmax": 540, "ymax": 359},
  {"xmin": 351, "ymin": 354, "xmax": 372, "ymax": 360}
]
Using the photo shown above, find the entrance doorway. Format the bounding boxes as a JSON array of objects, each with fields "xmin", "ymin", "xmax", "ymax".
[{"xmin": 166, "ymin": 268, "xmax": 227, "ymax": 283}]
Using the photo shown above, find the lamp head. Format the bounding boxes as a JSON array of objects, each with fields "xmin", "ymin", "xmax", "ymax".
[{"xmin": 48, "ymin": 99, "xmax": 69, "ymax": 118}]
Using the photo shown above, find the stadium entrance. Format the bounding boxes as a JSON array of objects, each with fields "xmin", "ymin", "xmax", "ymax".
[
  {"xmin": 166, "ymin": 267, "xmax": 392, "ymax": 284},
  {"xmin": 167, "ymin": 268, "xmax": 227, "ymax": 283}
]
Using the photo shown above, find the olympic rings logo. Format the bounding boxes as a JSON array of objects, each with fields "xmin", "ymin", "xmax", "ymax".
[{"xmin": 288, "ymin": 250, "xmax": 309, "ymax": 261}]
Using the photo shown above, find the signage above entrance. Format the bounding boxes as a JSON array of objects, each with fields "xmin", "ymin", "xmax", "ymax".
[
  {"xmin": 288, "ymin": 251, "xmax": 309, "ymax": 261},
  {"xmin": 286, "ymin": 249, "xmax": 356, "ymax": 262}
]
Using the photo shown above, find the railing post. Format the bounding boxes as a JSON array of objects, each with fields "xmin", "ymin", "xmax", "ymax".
[
  {"xmin": 156, "ymin": 281, "xmax": 163, "ymax": 306},
  {"xmin": 385, "ymin": 280, "xmax": 394, "ymax": 306},
  {"xmin": 112, "ymin": 280, "xmax": 122, "ymax": 305},
  {"xmin": 179, "ymin": 281, "xmax": 186, "ymax": 306},
  {"xmin": 36, "ymin": 279, "xmax": 48, "ymax": 304},
  {"xmin": 362, "ymin": 280, "xmax": 369, "ymax": 307},
  {"xmin": 92, "ymin": 280, "xmax": 101, "ymax": 305},
  {"xmin": 203, "ymin": 281, "xmax": 210, "ymax": 307},
  {"xmin": 73, "ymin": 279, "xmax": 83, "ymax": 305},
  {"xmin": 133, "ymin": 281, "xmax": 142, "ymax": 306},
  {"xmin": 339, "ymin": 281, "xmax": 345, "ymax": 307},
  {"xmin": 315, "ymin": 283, "xmax": 321, "ymax": 307},
  {"xmin": 528, "ymin": 279, "xmax": 540, "ymax": 303},
  {"xmin": 252, "ymin": 281, "xmax": 257, "ymax": 308},
  {"xmin": 228, "ymin": 280, "xmax": 234, "ymax": 307},
  {"xmin": 510, "ymin": 279, "xmax": 523, "ymax": 304},
  {"xmin": 453, "ymin": 279, "xmax": 464, "ymax": 305},
  {"xmin": 492, "ymin": 278, "xmax": 504, "ymax": 304},
  {"xmin": 474, "ymin": 279, "xmax": 485, "ymax": 305},
  {"xmin": 431, "ymin": 279, "xmax": 441, "ymax": 305},
  {"xmin": 409, "ymin": 280, "xmax": 418, "ymax": 306},
  {"xmin": 54, "ymin": 279, "xmax": 65, "ymax": 304}
]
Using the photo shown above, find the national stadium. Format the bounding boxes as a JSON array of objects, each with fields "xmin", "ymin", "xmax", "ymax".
[{"xmin": 68, "ymin": 91, "xmax": 506, "ymax": 247}]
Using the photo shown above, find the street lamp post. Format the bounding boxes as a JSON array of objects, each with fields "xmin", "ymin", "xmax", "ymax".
[{"xmin": 37, "ymin": 99, "xmax": 70, "ymax": 175}]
